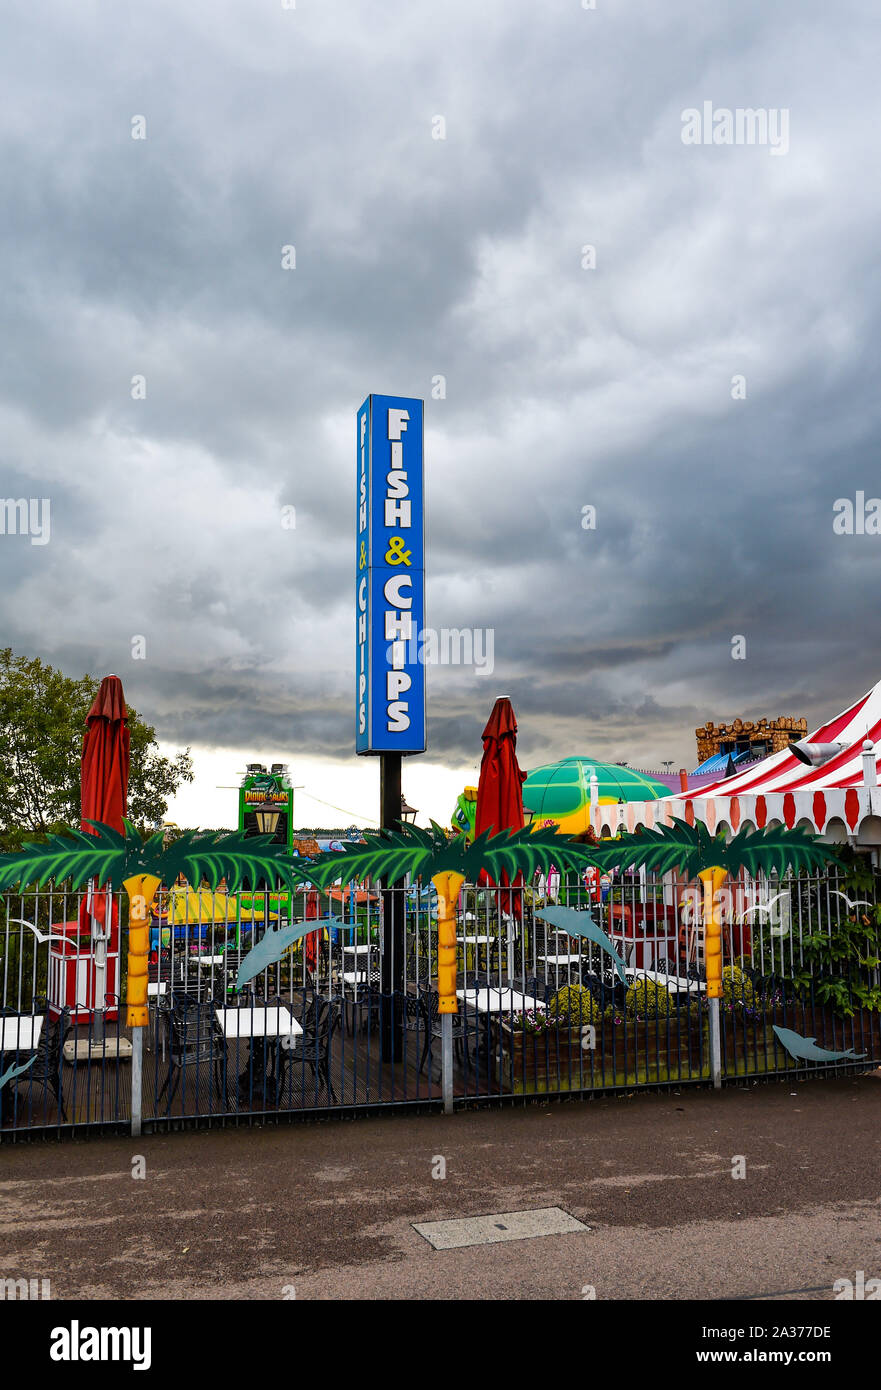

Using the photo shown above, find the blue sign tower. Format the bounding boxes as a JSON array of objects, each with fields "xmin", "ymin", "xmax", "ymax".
[
  {"xmin": 356, "ymin": 394, "xmax": 426, "ymax": 755},
  {"xmin": 355, "ymin": 393, "xmax": 425, "ymax": 1063}
]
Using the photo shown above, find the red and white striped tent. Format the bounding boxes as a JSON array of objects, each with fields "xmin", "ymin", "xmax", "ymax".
[{"xmin": 591, "ymin": 679, "xmax": 881, "ymax": 845}]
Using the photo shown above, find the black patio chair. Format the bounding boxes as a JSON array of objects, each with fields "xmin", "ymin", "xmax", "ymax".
[
  {"xmin": 351, "ymin": 972, "xmax": 384, "ymax": 1034},
  {"xmin": 341, "ymin": 966, "xmax": 382, "ymax": 1035},
  {"xmin": 283, "ymin": 995, "xmax": 341, "ymax": 1103},
  {"xmin": 157, "ymin": 950, "xmax": 187, "ymax": 987},
  {"xmin": 416, "ymin": 980, "xmax": 480, "ymax": 1075},
  {"xmin": 524, "ymin": 975, "xmax": 556, "ymax": 1005},
  {"xmin": 401, "ymin": 989, "xmax": 426, "ymax": 1053},
  {"xmin": 406, "ymin": 927, "xmax": 433, "ymax": 984},
  {"xmin": 157, "ymin": 998, "xmax": 224, "ymax": 1109},
  {"xmin": 468, "ymin": 971, "xmax": 492, "ymax": 990},
  {"xmin": 5, "ymin": 1006, "xmax": 71, "ymax": 1123},
  {"xmin": 168, "ymin": 989, "xmax": 202, "ymax": 1016},
  {"xmin": 150, "ymin": 953, "xmax": 181, "ymax": 1011},
  {"xmin": 215, "ymin": 946, "xmax": 246, "ymax": 994},
  {"xmin": 580, "ymin": 970, "xmax": 622, "ymax": 1013}
]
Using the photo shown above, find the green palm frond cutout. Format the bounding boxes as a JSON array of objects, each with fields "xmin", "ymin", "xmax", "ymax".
[
  {"xmin": 587, "ymin": 817, "xmax": 841, "ymax": 879},
  {"xmin": 721, "ymin": 823, "xmax": 840, "ymax": 878},
  {"xmin": 0, "ymin": 821, "xmax": 302, "ymax": 892},
  {"xmin": 0, "ymin": 823, "xmax": 130, "ymax": 891},
  {"xmin": 587, "ymin": 818, "xmax": 716, "ymax": 877},
  {"xmin": 0, "ymin": 815, "xmax": 840, "ymax": 895},
  {"xmin": 302, "ymin": 821, "xmax": 596, "ymax": 888},
  {"xmin": 155, "ymin": 829, "xmax": 301, "ymax": 892}
]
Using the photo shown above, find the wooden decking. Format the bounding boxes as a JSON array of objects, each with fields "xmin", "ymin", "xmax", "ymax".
[{"xmin": 0, "ymin": 1012, "xmax": 500, "ymax": 1132}]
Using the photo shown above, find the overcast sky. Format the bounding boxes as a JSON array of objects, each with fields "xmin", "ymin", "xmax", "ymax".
[{"xmin": 2, "ymin": 0, "xmax": 880, "ymax": 827}]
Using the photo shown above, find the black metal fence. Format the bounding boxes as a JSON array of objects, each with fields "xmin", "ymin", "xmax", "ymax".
[{"xmin": 2, "ymin": 862, "xmax": 880, "ymax": 1137}]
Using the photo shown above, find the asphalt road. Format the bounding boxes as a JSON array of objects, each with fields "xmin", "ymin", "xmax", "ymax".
[{"xmin": 2, "ymin": 1075, "xmax": 881, "ymax": 1301}]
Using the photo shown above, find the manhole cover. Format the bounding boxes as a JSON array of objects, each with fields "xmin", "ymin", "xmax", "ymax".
[{"xmin": 413, "ymin": 1207, "xmax": 588, "ymax": 1250}]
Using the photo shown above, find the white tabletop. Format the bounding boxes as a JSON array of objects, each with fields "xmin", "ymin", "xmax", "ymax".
[
  {"xmin": 625, "ymin": 967, "xmax": 705, "ymax": 995},
  {"xmin": 196, "ymin": 955, "xmax": 225, "ymax": 966},
  {"xmin": 538, "ymin": 954, "xmax": 583, "ymax": 966},
  {"xmin": 457, "ymin": 935, "xmax": 493, "ymax": 945},
  {"xmin": 342, "ymin": 944, "xmax": 372, "ymax": 955},
  {"xmin": 457, "ymin": 988, "xmax": 545, "ymax": 1015},
  {"xmin": 215, "ymin": 1005, "xmax": 302, "ymax": 1040},
  {"xmin": 0, "ymin": 1016, "xmax": 43, "ymax": 1051},
  {"xmin": 147, "ymin": 981, "xmax": 167, "ymax": 997}
]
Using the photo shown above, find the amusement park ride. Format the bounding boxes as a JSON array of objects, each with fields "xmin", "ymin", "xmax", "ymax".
[{"xmin": 238, "ymin": 763, "xmax": 296, "ymax": 852}]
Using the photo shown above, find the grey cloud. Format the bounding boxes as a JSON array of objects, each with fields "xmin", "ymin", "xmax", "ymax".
[{"xmin": 2, "ymin": 0, "xmax": 881, "ymax": 777}]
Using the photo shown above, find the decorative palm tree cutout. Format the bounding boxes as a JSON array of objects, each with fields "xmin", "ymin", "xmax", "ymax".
[
  {"xmin": 0, "ymin": 822, "xmax": 301, "ymax": 1027},
  {"xmin": 303, "ymin": 822, "xmax": 594, "ymax": 1013},
  {"xmin": 0, "ymin": 816, "xmax": 842, "ymax": 1022},
  {"xmin": 584, "ymin": 818, "xmax": 841, "ymax": 999}
]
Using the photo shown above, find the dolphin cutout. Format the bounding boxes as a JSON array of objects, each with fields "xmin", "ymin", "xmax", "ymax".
[
  {"xmin": 772, "ymin": 1025, "xmax": 867, "ymax": 1063},
  {"xmin": 534, "ymin": 906, "xmax": 629, "ymax": 985},
  {"xmin": 236, "ymin": 917, "xmax": 340, "ymax": 989}
]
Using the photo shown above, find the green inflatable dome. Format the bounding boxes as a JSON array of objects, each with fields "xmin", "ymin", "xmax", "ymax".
[{"xmin": 523, "ymin": 757, "xmax": 669, "ymax": 835}]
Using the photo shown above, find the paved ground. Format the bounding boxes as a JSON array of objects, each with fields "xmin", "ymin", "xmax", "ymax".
[{"xmin": 2, "ymin": 1075, "xmax": 881, "ymax": 1300}]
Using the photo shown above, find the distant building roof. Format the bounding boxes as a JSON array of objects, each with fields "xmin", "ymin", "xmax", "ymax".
[{"xmin": 690, "ymin": 749, "xmax": 753, "ymax": 776}]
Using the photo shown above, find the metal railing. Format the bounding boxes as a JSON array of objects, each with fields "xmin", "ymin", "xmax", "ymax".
[{"xmin": 2, "ymin": 863, "xmax": 879, "ymax": 1136}]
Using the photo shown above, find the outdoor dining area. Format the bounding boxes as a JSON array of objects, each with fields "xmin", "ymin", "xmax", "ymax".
[
  {"xmin": 144, "ymin": 904, "xmax": 707, "ymax": 1115},
  {"xmin": 5, "ymin": 684, "xmax": 857, "ymax": 1135},
  {"xmin": 8, "ymin": 834, "xmax": 873, "ymax": 1130},
  {"xmin": 0, "ymin": 880, "xmax": 702, "ymax": 1131}
]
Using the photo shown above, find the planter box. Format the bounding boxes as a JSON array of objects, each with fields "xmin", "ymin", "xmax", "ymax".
[
  {"xmin": 493, "ymin": 1018, "xmax": 706, "ymax": 1095},
  {"xmin": 493, "ymin": 1002, "xmax": 881, "ymax": 1092},
  {"xmin": 718, "ymin": 1013, "xmax": 780, "ymax": 1076}
]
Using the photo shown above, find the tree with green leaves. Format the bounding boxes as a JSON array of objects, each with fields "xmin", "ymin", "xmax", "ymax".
[{"xmin": 0, "ymin": 648, "xmax": 193, "ymax": 848}]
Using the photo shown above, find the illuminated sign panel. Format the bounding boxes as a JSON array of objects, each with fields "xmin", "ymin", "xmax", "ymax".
[{"xmin": 356, "ymin": 394, "xmax": 426, "ymax": 754}]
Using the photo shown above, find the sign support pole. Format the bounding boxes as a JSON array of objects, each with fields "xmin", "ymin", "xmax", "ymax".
[{"xmin": 380, "ymin": 752, "xmax": 404, "ymax": 1062}]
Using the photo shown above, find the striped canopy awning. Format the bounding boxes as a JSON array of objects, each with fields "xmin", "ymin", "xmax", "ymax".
[{"xmin": 608, "ymin": 678, "xmax": 881, "ymax": 841}]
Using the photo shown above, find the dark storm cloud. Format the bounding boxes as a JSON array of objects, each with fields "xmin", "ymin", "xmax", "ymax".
[{"xmin": 2, "ymin": 0, "xmax": 881, "ymax": 774}]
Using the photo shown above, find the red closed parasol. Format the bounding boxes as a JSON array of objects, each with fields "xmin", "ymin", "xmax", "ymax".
[
  {"xmin": 304, "ymin": 889, "xmax": 320, "ymax": 974},
  {"xmin": 474, "ymin": 696, "xmax": 527, "ymax": 915},
  {"xmin": 81, "ymin": 675, "xmax": 130, "ymax": 835},
  {"xmin": 80, "ymin": 676, "xmax": 130, "ymax": 1029}
]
